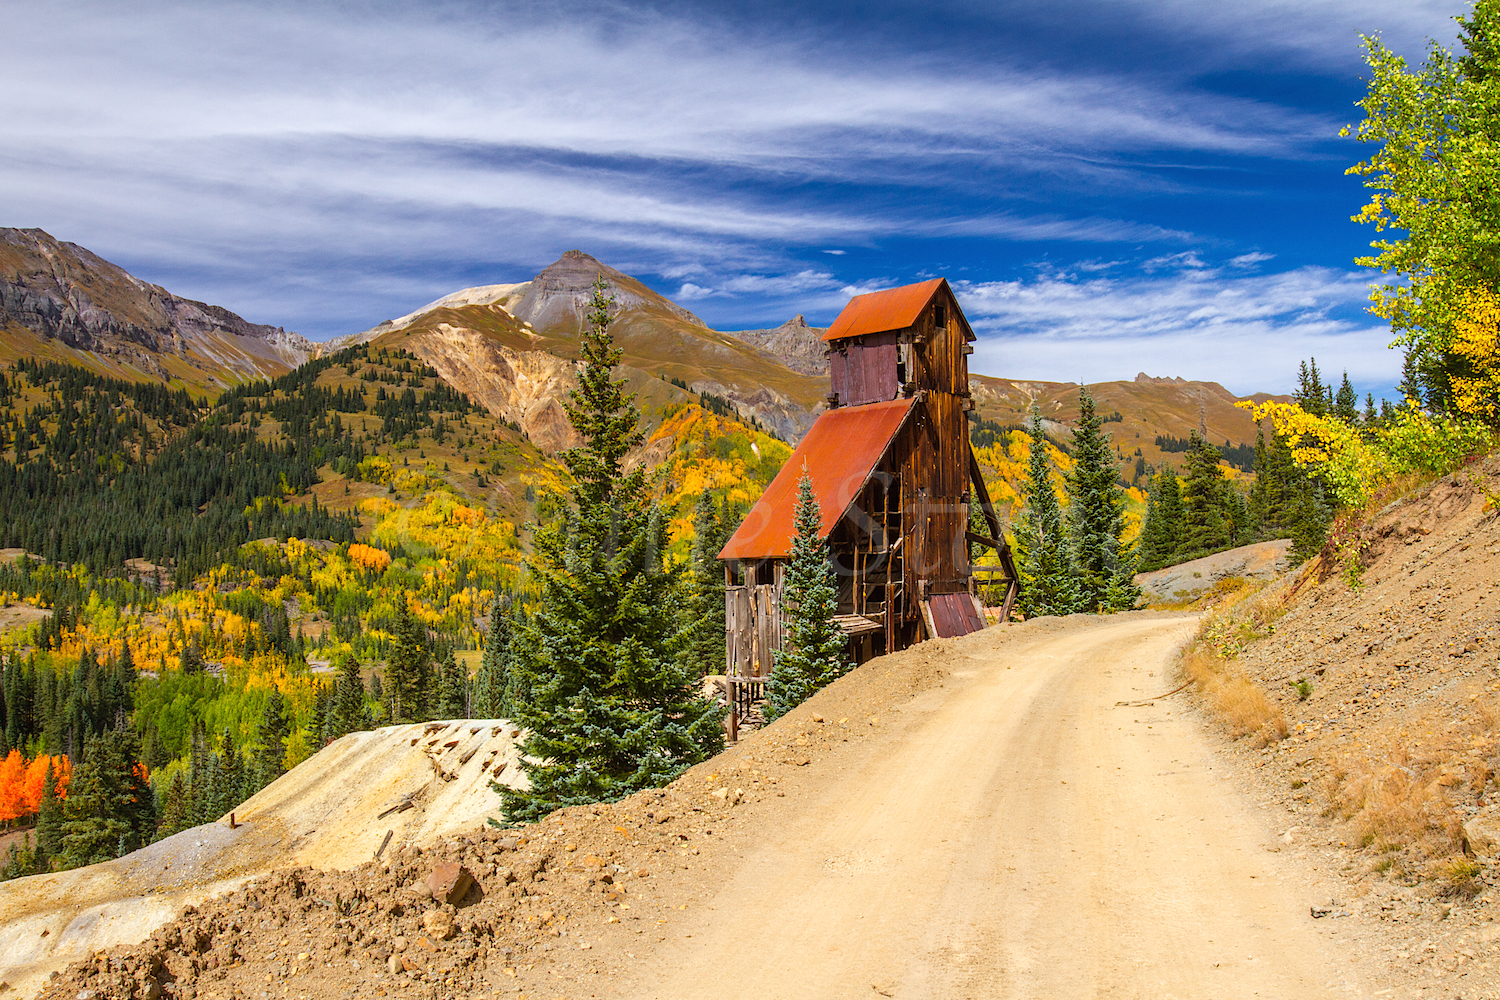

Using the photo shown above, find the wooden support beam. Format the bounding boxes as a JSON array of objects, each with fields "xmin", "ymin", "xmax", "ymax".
[
  {"xmin": 967, "ymin": 448, "xmax": 1003, "ymax": 541},
  {"xmin": 965, "ymin": 530, "xmax": 1004, "ymax": 551},
  {"xmin": 969, "ymin": 447, "xmax": 1020, "ymax": 623}
]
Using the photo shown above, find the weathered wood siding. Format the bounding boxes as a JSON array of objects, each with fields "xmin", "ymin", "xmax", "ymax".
[
  {"xmin": 725, "ymin": 583, "xmax": 782, "ymax": 677},
  {"xmin": 828, "ymin": 329, "xmax": 901, "ymax": 406}
]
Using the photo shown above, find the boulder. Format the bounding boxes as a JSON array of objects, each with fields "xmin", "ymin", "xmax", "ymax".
[
  {"xmin": 424, "ymin": 862, "xmax": 475, "ymax": 905},
  {"xmin": 1463, "ymin": 808, "xmax": 1500, "ymax": 856}
]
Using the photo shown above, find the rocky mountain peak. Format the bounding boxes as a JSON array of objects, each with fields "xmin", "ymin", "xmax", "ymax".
[
  {"xmin": 723, "ymin": 314, "xmax": 831, "ymax": 378},
  {"xmin": 508, "ymin": 250, "xmax": 705, "ymax": 332},
  {"xmin": 0, "ymin": 226, "xmax": 314, "ymax": 387}
]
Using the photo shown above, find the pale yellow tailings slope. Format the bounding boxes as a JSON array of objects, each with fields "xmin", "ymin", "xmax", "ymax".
[{"xmin": 0, "ymin": 720, "xmax": 525, "ymax": 997}]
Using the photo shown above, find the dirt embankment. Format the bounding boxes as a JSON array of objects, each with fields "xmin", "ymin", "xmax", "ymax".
[{"xmin": 1180, "ymin": 450, "xmax": 1500, "ymax": 986}]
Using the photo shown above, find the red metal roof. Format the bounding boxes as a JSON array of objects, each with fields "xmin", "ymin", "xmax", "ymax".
[
  {"xmin": 822, "ymin": 279, "xmax": 945, "ymax": 342},
  {"xmin": 718, "ymin": 398, "xmax": 915, "ymax": 561}
]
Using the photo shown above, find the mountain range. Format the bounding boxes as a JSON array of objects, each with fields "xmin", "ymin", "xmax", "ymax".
[
  {"xmin": 0, "ymin": 228, "xmax": 314, "ymax": 395},
  {"xmin": 0, "ymin": 227, "xmax": 1278, "ymax": 484}
]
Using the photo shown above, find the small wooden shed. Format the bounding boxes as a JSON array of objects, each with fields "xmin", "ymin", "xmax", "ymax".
[{"xmin": 718, "ymin": 279, "xmax": 1018, "ymax": 696}]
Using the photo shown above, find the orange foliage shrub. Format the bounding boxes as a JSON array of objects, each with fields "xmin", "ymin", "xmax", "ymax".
[
  {"xmin": 0, "ymin": 750, "xmax": 71, "ymax": 822},
  {"xmin": 348, "ymin": 543, "xmax": 392, "ymax": 573},
  {"xmin": 450, "ymin": 504, "xmax": 483, "ymax": 528}
]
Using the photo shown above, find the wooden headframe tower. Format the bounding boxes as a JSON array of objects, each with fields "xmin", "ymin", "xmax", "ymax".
[{"xmin": 718, "ymin": 278, "xmax": 1019, "ymax": 705}]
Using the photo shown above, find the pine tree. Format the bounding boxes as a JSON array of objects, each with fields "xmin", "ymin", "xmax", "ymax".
[
  {"xmin": 60, "ymin": 730, "xmax": 154, "ymax": 867},
  {"xmin": 1138, "ymin": 465, "xmax": 1185, "ymax": 572},
  {"xmin": 253, "ymin": 692, "xmax": 288, "ymax": 784},
  {"xmin": 1334, "ymin": 372, "xmax": 1360, "ymax": 423},
  {"xmin": 308, "ymin": 685, "xmax": 330, "ymax": 749},
  {"xmin": 1064, "ymin": 387, "xmax": 1140, "ymax": 611},
  {"xmin": 35, "ymin": 758, "xmax": 63, "ymax": 862},
  {"xmin": 1286, "ymin": 479, "xmax": 1333, "ymax": 563},
  {"xmin": 328, "ymin": 654, "xmax": 369, "ymax": 739},
  {"xmin": 680, "ymin": 491, "xmax": 730, "ymax": 677},
  {"xmin": 1013, "ymin": 404, "xmax": 1080, "ymax": 617},
  {"xmin": 178, "ymin": 640, "xmax": 204, "ymax": 675},
  {"xmin": 158, "ymin": 770, "xmax": 190, "ymax": 838},
  {"xmin": 1178, "ymin": 432, "xmax": 1233, "ymax": 556},
  {"xmin": 1397, "ymin": 348, "xmax": 1424, "ymax": 405},
  {"xmin": 3, "ymin": 834, "xmax": 36, "ymax": 879},
  {"xmin": 765, "ymin": 472, "xmax": 849, "ymax": 722},
  {"xmin": 1295, "ymin": 359, "xmax": 1329, "ymax": 416},
  {"xmin": 210, "ymin": 730, "xmax": 244, "ymax": 819},
  {"xmin": 436, "ymin": 650, "xmax": 468, "ymax": 719},
  {"xmin": 499, "ymin": 278, "xmax": 724, "ymax": 823},
  {"xmin": 385, "ymin": 599, "xmax": 429, "ymax": 724},
  {"xmin": 474, "ymin": 597, "xmax": 518, "ymax": 719},
  {"xmin": 1249, "ymin": 426, "xmax": 1332, "ymax": 561}
]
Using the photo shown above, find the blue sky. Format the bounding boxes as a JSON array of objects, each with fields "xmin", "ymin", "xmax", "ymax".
[{"xmin": 0, "ymin": 0, "xmax": 1466, "ymax": 398}]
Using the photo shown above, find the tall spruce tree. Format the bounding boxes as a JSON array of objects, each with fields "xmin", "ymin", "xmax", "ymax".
[
  {"xmin": 474, "ymin": 596, "xmax": 520, "ymax": 719},
  {"xmin": 253, "ymin": 692, "xmax": 288, "ymax": 783},
  {"xmin": 436, "ymin": 650, "xmax": 468, "ymax": 719},
  {"xmin": 1249, "ymin": 423, "xmax": 1332, "ymax": 562},
  {"xmin": 1065, "ymin": 387, "xmax": 1140, "ymax": 611},
  {"xmin": 1294, "ymin": 359, "xmax": 1330, "ymax": 416},
  {"xmin": 765, "ymin": 471, "xmax": 849, "ymax": 723},
  {"xmin": 328, "ymin": 654, "xmax": 369, "ymax": 739},
  {"xmin": 385, "ymin": 599, "xmax": 429, "ymax": 723},
  {"xmin": 1013, "ymin": 404, "xmax": 1080, "ymax": 617},
  {"xmin": 1137, "ymin": 466, "xmax": 1185, "ymax": 572},
  {"xmin": 157, "ymin": 770, "xmax": 190, "ymax": 838},
  {"xmin": 681, "ymin": 492, "xmax": 732, "ymax": 678},
  {"xmin": 60, "ymin": 729, "xmax": 155, "ymax": 866},
  {"xmin": 1178, "ymin": 432, "xmax": 1234, "ymax": 556},
  {"xmin": 35, "ymin": 758, "xmax": 63, "ymax": 862},
  {"xmin": 498, "ymin": 278, "xmax": 724, "ymax": 823},
  {"xmin": 1334, "ymin": 372, "xmax": 1360, "ymax": 423}
]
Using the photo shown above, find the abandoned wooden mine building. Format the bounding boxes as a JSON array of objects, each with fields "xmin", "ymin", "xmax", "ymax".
[{"xmin": 718, "ymin": 278, "xmax": 1019, "ymax": 707}]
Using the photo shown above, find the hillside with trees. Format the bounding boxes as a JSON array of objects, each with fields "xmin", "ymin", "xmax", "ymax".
[{"xmin": 0, "ymin": 327, "xmax": 788, "ymax": 878}]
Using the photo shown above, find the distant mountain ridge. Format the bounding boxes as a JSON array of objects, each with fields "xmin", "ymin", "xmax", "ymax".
[
  {"xmin": 0, "ymin": 228, "xmax": 314, "ymax": 392},
  {"xmin": 970, "ymin": 372, "xmax": 1286, "ymax": 487},
  {"xmin": 0, "ymin": 231, "xmax": 1283, "ymax": 480},
  {"xmin": 724, "ymin": 314, "xmax": 830, "ymax": 377},
  {"xmin": 347, "ymin": 250, "xmax": 828, "ymax": 447}
]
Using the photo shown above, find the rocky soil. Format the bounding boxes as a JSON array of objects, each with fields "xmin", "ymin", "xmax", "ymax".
[{"xmin": 1183, "ymin": 450, "xmax": 1500, "ymax": 994}]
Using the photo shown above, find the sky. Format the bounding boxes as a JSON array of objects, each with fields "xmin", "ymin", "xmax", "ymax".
[{"xmin": 0, "ymin": 0, "xmax": 1468, "ymax": 398}]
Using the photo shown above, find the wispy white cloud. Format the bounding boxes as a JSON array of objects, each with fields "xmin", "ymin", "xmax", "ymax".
[
  {"xmin": 0, "ymin": 0, "xmax": 1452, "ymax": 346},
  {"xmin": 1097, "ymin": 0, "xmax": 1459, "ymax": 71},
  {"xmin": 959, "ymin": 259, "xmax": 1399, "ymax": 395},
  {"xmin": 0, "ymin": 0, "xmax": 1348, "ymax": 334}
]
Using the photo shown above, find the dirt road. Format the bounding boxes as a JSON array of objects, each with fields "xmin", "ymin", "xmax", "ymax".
[{"xmin": 625, "ymin": 616, "xmax": 1367, "ymax": 1000}]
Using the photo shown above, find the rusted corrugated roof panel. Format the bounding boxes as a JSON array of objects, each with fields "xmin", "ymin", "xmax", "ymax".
[
  {"xmin": 718, "ymin": 398, "xmax": 915, "ymax": 561},
  {"xmin": 822, "ymin": 279, "xmax": 945, "ymax": 342},
  {"xmin": 928, "ymin": 593, "xmax": 984, "ymax": 638}
]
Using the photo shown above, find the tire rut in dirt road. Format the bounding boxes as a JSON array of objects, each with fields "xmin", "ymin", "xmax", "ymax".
[{"xmin": 626, "ymin": 616, "xmax": 1371, "ymax": 1000}]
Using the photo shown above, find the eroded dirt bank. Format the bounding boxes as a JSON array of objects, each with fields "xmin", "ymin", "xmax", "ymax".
[{"xmin": 1183, "ymin": 452, "xmax": 1500, "ymax": 992}]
